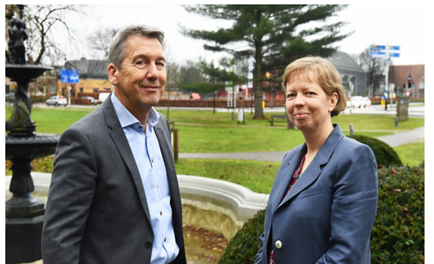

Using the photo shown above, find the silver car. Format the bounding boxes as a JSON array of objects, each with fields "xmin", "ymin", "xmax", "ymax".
[{"xmin": 46, "ymin": 95, "xmax": 67, "ymax": 106}]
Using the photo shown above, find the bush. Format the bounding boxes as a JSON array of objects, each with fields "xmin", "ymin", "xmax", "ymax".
[
  {"xmin": 348, "ymin": 134, "xmax": 403, "ymax": 167},
  {"xmin": 371, "ymin": 166, "xmax": 424, "ymax": 263},
  {"xmin": 219, "ymin": 166, "xmax": 424, "ymax": 263},
  {"xmin": 218, "ymin": 209, "xmax": 265, "ymax": 264}
]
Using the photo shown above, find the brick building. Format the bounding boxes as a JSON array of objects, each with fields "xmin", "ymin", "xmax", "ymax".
[
  {"xmin": 59, "ymin": 58, "xmax": 112, "ymax": 98},
  {"xmin": 388, "ymin": 64, "xmax": 425, "ymax": 98}
]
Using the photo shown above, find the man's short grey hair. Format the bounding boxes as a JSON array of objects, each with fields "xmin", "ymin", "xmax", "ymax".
[{"xmin": 108, "ymin": 25, "xmax": 165, "ymax": 69}]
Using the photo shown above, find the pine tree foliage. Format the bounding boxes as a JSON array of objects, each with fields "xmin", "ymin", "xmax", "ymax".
[{"xmin": 181, "ymin": 5, "xmax": 351, "ymax": 119}]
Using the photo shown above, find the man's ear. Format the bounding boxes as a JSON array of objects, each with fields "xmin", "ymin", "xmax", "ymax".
[{"xmin": 107, "ymin": 63, "xmax": 118, "ymax": 85}]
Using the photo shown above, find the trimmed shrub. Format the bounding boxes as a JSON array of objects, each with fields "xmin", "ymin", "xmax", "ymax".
[
  {"xmin": 371, "ymin": 166, "xmax": 424, "ymax": 263},
  {"xmin": 348, "ymin": 134, "xmax": 403, "ymax": 167},
  {"xmin": 218, "ymin": 209, "xmax": 265, "ymax": 264},
  {"xmin": 218, "ymin": 166, "xmax": 424, "ymax": 263}
]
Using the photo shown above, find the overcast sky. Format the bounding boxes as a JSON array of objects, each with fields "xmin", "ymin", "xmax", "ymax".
[{"xmin": 52, "ymin": 4, "xmax": 427, "ymax": 66}]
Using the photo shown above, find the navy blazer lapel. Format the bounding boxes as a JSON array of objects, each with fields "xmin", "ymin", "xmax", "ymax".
[
  {"xmin": 273, "ymin": 145, "xmax": 306, "ymax": 212},
  {"xmin": 102, "ymin": 97, "xmax": 152, "ymax": 224},
  {"xmin": 279, "ymin": 125, "xmax": 344, "ymax": 206}
]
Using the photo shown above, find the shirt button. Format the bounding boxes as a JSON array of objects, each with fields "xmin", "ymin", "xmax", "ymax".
[
  {"xmin": 151, "ymin": 158, "xmax": 154, "ymax": 163},
  {"xmin": 275, "ymin": 240, "xmax": 282, "ymax": 249},
  {"xmin": 160, "ymin": 211, "xmax": 162, "ymax": 216},
  {"xmin": 164, "ymin": 237, "xmax": 167, "ymax": 242}
]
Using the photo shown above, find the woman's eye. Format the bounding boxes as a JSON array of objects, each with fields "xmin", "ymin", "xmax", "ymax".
[{"xmin": 287, "ymin": 93, "xmax": 295, "ymax": 99}]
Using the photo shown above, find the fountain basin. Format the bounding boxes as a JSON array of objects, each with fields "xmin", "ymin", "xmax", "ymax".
[
  {"xmin": 5, "ymin": 173, "xmax": 269, "ymax": 240},
  {"xmin": 6, "ymin": 64, "xmax": 53, "ymax": 81}
]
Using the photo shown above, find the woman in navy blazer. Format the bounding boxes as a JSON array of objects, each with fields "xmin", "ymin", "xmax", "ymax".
[{"xmin": 255, "ymin": 57, "xmax": 378, "ymax": 264}]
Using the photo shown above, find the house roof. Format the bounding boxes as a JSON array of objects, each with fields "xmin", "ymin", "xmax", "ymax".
[
  {"xmin": 68, "ymin": 59, "xmax": 109, "ymax": 79},
  {"xmin": 327, "ymin": 51, "xmax": 366, "ymax": 73}
]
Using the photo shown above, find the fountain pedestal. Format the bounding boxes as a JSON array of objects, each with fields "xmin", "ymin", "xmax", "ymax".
[
  {"xmin": 5, "ymin": 6, "xmax": 60, "ymax": 262},
  {"xmin": 6, "ymin": 135, "xmax": 59, "ymax": 264}
]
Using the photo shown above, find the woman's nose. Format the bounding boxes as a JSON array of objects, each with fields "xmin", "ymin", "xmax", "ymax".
[{"xmin": 293, "ymin": 94, "xmax": 305, "ymax": 106}]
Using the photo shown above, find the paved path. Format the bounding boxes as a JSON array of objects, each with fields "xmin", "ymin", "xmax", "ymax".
[{"xmin": 179, "ymin": 126, "xmax": 425, "ymax": 162}]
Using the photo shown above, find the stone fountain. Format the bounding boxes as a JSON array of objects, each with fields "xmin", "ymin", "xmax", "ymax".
[{"xmin": 5, "ymin": 5, "xmax": 59, "ymax": 264}]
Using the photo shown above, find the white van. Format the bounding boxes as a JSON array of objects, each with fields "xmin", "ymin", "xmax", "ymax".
[{"xmin": 97, "ymin": 92, "xmax": 111, "ymax": 104}]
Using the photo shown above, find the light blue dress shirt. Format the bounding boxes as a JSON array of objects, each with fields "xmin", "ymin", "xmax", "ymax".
[{"xmin": 111, "ymin": 94, "xmax": 179, "ymax": 263}]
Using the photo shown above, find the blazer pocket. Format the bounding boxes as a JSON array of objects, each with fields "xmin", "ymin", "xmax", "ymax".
[{"xmin": 297, "ymin": 185, "xmax": 322, "ymax": 199}]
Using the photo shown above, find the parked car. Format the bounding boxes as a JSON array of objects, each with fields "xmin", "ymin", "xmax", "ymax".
[
  {"xmin": 348, "ymin": 96, "xmax": 364, "ymax": 108},
  {"xmin": 5, "ymin": 93, "xmax": 15, "ymax": 103},
  {"xmin": 46, "ymin": 95, "xmax": 67, "ymax": 106},
  {"xmin": 348, "ymin": 96, "xmax": 371, "ymax": 108},
  {"xmin": 81, "ymin": 96, "xmax": 96, "ymax": 105},
  {"xmin": 362, "ymin": 97, "xmax": 371, "ymax": 107}
]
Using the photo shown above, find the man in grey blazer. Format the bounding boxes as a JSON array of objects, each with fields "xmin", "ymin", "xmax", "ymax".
[{"xmin": 42, "ymin": 25, "xmax": 186, "ymax": 264}]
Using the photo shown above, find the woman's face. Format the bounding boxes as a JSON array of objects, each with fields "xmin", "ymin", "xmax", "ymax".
[{"xmin": 285, "ymin": 73, "xmax": 338, "ymax": 133}]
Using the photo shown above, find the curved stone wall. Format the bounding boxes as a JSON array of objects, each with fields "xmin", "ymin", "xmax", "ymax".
[{"xmin": 5, "ymin": 173, "xmax": 269, "ymax": 240}]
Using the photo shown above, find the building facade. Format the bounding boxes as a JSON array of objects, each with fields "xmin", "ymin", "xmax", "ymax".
[
  {"xmin": 388, "ymin": 64, "xmax": 424, "ymax": 98},
  {"xmin": 327, "ymin": 51, "xmax": 368, "ymax": 97}
]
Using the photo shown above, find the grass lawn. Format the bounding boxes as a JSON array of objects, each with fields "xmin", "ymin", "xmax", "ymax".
[{"xmin": 5, "ymin": 106, "xmax": 425, "ymax": 193}]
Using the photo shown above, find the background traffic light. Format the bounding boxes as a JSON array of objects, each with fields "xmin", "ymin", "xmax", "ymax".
[{"xmin": 407, "ymin": 79, "xmax": 412, "ymax": 88}]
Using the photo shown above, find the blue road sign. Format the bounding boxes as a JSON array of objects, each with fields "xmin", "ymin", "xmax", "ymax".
[
  {"xmin": 61, "ymin": 69, "xmax": 79, "ymax": 83},
  {"xmin": 389, "ymin": 52, "xmax": 400, "ymax": 58},
  {"xmin": 370, "ymin": 45, "xmax": 386, "ymax": 51},
  {"xmin": 389, "ymin": 45, "xmax": 400, "ymax": 51},
  {"xmin": 370, "ymin": 51, "xmax": 386, "ymax": 57}
]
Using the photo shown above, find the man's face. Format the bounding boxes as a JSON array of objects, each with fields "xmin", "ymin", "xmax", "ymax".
[{"xmin": 109, "ymin": 35, "xmax": 166, "ymax": 115}]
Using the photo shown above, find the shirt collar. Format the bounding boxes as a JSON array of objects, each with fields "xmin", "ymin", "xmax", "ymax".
[{"xmin": 111, "ymin": 92, "xmax": 160, "ymax": 129}]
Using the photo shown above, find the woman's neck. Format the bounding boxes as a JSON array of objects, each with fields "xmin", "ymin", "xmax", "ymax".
[{"xmin": 303, "ymin": 123, "xmax": 334, "ymax": 157}]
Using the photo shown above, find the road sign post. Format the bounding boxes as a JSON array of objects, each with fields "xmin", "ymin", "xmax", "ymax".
[{"xmin": 370, "ymin": 45, "xmax": 400, "ymax": 105}]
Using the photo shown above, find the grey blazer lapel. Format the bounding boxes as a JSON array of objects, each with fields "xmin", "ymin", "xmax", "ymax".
[
  {"xmin": 102, "ymin": 97, "xmax": 152, "ymax": 224},
  {"xmin": 154, "ymin": 119, "xmax": 181, "ymax": 198},
  {"xmin": 279, "ymin": 125, "xmax": 344, "ymax": 206}
]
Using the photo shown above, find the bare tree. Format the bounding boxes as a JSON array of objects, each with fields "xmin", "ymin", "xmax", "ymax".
[
  {"xmin": 358, "ymin": 48, "xmax": 387, "ymax": 96},
  {"xmin": 18, "ymin": 4, "xmax": 87, "ymax": 65},
  {"xmin": 86, "ymin": 27, "xmax": 118, "ymax": 60}
]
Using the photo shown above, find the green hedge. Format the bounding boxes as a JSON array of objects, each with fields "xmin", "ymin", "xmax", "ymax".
[
  {"xmin": 348, "ymin": 134, "xmax": 403, "ymax": 167},
  {"xmin": 218, "ymin": 209, "xmax": 265, "ymax": 264},
  {"xmin": 371, "ymin": 166, "xmax": 424, "ymax": 263},
  {"xmin": 219, "ymin": 166, "xmax": 424, "ymax": 263}
]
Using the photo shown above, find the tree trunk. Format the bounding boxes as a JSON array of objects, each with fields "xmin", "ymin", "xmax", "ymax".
[{"xmin": 253, "ymin": 37, "xmax": 264, "ymax": 119}]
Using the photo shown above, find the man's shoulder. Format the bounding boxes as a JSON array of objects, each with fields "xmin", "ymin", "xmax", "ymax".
[{"xmin": 66, "ymin": 105, "xmax": 106, "ymax": 133}]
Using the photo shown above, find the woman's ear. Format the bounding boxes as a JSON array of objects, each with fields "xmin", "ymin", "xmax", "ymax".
[
  {"xmin": 107, "ymin": 63, "xmax": 118, "ymax": 85},
  {"xmin": 329, "ymin": 92, "xmax": 339, "ymax": 113}
]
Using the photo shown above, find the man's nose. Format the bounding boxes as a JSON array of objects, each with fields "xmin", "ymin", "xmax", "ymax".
[{"xmin": 146, "ymin": 63, "xmax": 159, "ymax": 79}]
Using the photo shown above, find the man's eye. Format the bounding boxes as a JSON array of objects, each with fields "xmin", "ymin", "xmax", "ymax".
[
  {"xmin": 156, "ymin": 61, "xmax": 165, "ymax": 69},
  {"xmin": 135, "ymin": 60, "xmax": 146, "ymax": 68}
]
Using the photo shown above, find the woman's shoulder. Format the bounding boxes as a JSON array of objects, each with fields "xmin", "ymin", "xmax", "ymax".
[{"xmin": 337, "ymin": 135, "xmax": 375, "ymax": 160}]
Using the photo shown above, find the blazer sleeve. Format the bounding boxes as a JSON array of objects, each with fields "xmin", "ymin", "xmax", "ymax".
[
  {"xmin": 254, "ymin": 232, "xmax": 265, "ymax": 264},
  {"xmin": 41, "ymin": 127, "xmax": 97, "ymax": 264},
  {"xmin": 316, "ymin": 142, "xmax": 378, "ymax": 263}
]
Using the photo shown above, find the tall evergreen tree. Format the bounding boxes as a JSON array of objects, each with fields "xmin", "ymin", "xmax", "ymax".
[{"xmin": 181, "ymin": 5, "xmax": 351, "ymax": 119}]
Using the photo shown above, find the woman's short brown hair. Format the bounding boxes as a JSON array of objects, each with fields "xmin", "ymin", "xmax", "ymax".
[{"xmin": 282, "ymin": 56, "xmax": 347, "ymax": 117}]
